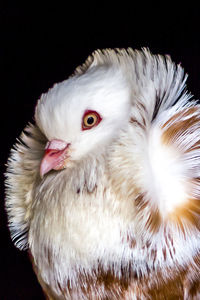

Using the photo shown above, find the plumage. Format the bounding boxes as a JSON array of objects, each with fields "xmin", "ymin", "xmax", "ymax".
[{"xmin": 5, "ymin": 48, "xmax": 200, "ymax": 299}]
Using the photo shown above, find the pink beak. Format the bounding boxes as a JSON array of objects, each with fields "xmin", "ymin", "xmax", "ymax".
[{"xmin": 40, "ymin": 139, "xmax": 70, "ymax": 177}]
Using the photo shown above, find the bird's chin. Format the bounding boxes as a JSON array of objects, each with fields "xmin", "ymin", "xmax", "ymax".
[
  {"xmin": 54, "ymin": 156, "xmax": 72, "ymax": 170},
  {"xmin": 40, "ymin": 140, "xmax": 72, "ymax": 177}
]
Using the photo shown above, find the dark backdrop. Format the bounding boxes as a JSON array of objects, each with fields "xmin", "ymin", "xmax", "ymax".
[{"xmin": 1, "ymin": 4, "xmax": 200, "ymax": 299}]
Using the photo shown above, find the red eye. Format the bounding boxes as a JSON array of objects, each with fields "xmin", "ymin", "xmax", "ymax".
[{"xmin": 82, "ymin": 110, "xmax": 102, "ymax": 130}]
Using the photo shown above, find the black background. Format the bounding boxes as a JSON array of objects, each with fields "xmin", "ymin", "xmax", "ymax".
[{"xmin": 1, "ymin": 3, "xmax": 200, "ymax": 299}]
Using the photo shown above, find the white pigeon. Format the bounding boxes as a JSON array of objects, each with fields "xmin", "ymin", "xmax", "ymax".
[{"xmin": 5, "ymin": 48, "xmax": 200, "ymax": 299}]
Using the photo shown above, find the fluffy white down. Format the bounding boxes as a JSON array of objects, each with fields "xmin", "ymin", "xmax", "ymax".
[{"xmin": 5, "ymin": 48, "xmax": 200, "ymax": 298}]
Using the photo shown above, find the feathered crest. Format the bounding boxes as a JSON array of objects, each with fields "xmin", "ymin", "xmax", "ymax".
[{"xmin": 75, "ymin": 48, "xmax": 192, "ymax": 122}]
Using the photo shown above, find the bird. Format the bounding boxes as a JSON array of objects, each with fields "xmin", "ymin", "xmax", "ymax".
[{"xmin": 5, "ymin": 48, "xmax": 200, "ymax": 299}]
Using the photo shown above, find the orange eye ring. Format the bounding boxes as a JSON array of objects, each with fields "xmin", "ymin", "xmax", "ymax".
[
  {"xmin": 83, "ymin": 113, "xmax": 97, "ymax": 127},
  {"xmin": 82, "ymin": 110, "xmax": 102, "ymax": 130}
]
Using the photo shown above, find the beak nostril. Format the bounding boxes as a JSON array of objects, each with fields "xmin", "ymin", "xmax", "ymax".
[
  {"xmin": 45, "ymin": 140, "xmax": 71, "ymax": 151},
  {"xmin": 49, "ymin": 152, "xmax": 57, "ymax": 157}
]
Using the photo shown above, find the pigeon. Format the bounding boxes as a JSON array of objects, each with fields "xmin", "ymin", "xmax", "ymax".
[{"xmin": 5, "ymin": 48, "xmax": 200, "ymax": 299}]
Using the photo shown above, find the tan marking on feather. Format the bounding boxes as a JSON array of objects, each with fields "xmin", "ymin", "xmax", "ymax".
[
  {"xmin": 147, "ymin": 272, "xmax": 185, "ymax": 299},
  {"xmin": 129, "ymin": 117, "xmax": 145, "ymax": 130},
  {"xmin": 135, "ymin": 193, "xmax": 161, "ymax": 233},
  {"xmin": 169, "ymin": 199, "xmax": 200, "ymax": 231},
  {"xmin": 184, "ymin": 252, "xmax": 200, "ymax": 298},
  {"xmin": 161, "ymin": 106, "xmax": 200, "ymax": 232},
  {"xmin": 161, "ymin": 107, "xmax": 200, "ymax": 147},
  {"xmin": 31, "ymin": 247, "xmax": 200, "ymax": 299},
  {"xmin": 123, "ymin": 234, "xmax": 136, "ymax": 249},
  {"xmin": 146, "ymin": 208, "xmax": 161, "ymax": 233}
]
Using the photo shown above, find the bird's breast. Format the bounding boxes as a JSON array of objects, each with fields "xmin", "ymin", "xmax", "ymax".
[
  {"xmin": 28, "ymin": 168, "xmax": 200, "ymax": 299},
  {"xmin": 29, "ymin": 174, "xmax": 138, "ymax": 295}
]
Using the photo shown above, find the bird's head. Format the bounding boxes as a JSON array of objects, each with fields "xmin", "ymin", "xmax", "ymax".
[{"xmin": 35, "ymin": 63, "xmax": 131, "ymax": 177}]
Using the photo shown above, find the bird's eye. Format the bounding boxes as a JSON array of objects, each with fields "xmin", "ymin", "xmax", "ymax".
[
  {"xmin": 82, "ymin": 110, "xmax": 102, "ymax": 130},
  {"xmin": 84, "ymin": 114, "xmax": 97, "ymax": 126}
]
